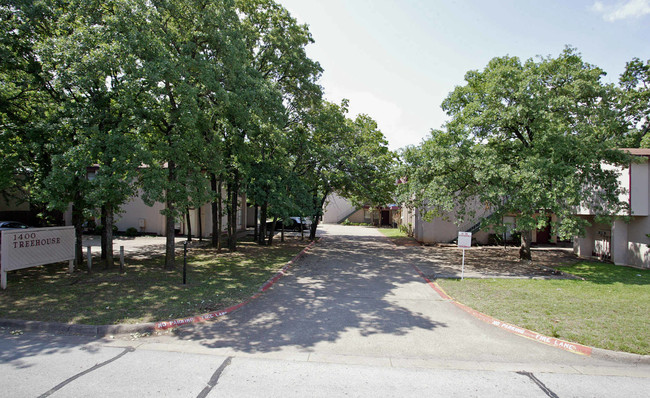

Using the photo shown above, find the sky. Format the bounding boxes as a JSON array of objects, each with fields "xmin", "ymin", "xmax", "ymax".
[{"xmin": 278, "ymin": 0, "xmax": 650, "ymax": 151}]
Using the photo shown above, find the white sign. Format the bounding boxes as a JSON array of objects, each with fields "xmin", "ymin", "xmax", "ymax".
[
  {"xmin": 458, "ymin": 231, "xmax": 472, "ymax": 280},
  {"xmin": 1, "ymin": 226, "xmax": 75, "ymax": 289},
  {"xmin": 458, "ymin": 231, "xmax": 472, "ymax": 248}
]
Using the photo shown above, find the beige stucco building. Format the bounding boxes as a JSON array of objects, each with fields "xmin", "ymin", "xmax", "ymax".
[
  {"xmin": 574, "ymin": 148, "xmax": 650, "ymax": 268},
  {"xmin": 401, "ymin": 199, "xmax": 492, "ymax": 245},
  {"xmin": 106, "ymin": 188, "xmax": 248, "ymax": 238},
  {"xmin": 322, "ymin": 193, "xmax": 401, "ymax": 227},
  {"xmin": 404, "ymin": 148, "xmax": 650, "ymax": 268}
]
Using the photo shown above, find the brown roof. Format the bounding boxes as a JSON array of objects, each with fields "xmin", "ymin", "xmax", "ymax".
[{"xmin": 621, "ymin": 148, "xmax": 650, "ymax": 156}]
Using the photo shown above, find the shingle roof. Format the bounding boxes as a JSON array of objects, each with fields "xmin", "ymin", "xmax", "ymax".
[{"xmin": 621, "ymin": 148, "xmax": 650, "ymax": 156}]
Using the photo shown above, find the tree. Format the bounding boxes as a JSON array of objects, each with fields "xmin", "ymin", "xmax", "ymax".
[
  {"xmin": 618, "ymin": 58, "xmax": 650, "ymax": 147},
  {"xmin": 40, "ymin": 0, "xmax": 146, "ymax": 268},
  {"xmin": 401, "ymin": 48, "xmax": 630, "ymax": 260},
  {"xmin": 298, "ymin": 100, "xmax": 396, "ymax": 240},
  {"xmin": 229, "ymin": 0, "xmax": 323, "ymax": 248},
  {"xmin": 123, "ymin": 0, "xmax": 248, "ymax": 268},
  {"xmin": 0, "ymin": 1, "xmax": 67, "ymax": 228},
  {"xmin": 2, "ymin": 1, "xmax": 109, "ymax": 264}
]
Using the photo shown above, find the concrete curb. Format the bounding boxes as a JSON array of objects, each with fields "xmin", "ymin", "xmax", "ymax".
[
  {"xmin": 591, "ymin": 347, "xmax": 650, "ymax": 365},
  {"xmin": 377, "ymin": 231, "xmax": 650, "ymax": 364},
  {"xmin": 0, "ymin": 318, "xmax": 156, "ymax": 337},
  {"xmin": 412, "ymin": 264, "xmax": 650, "ymax": 365},
  {"xmin": 0, "ymin": 238, "xmax": 318, "ymax": 337}
]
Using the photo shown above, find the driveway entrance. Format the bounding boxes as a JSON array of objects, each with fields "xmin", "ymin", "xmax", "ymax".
[{"xmin": 160, "ymin": 225, "xmax": 624, "ymax": 368}]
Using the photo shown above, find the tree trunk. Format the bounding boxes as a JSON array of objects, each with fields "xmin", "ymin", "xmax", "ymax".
[
  {"xmin": 268, "ymin": 217, "xmax": 278, "ymax": 246},
  {"xmin": 198, "ymin": 206, "xmax": 203, "ymax": 242},
  {"xmin": 309, "ymin": 217, "xmax": 318, "ymax": 241},
  {"xmin": 165, "ymin": 162, "xmax": 176, "ymax": 270},
  {"xmin": 280, "ymin": 219, "xmax": 285, "ymax": 243},
  {"xmin": 105, "ymin": 203, "xmax": 114, "ymax": 269},
  {"xmin": 71, "ymin": 193, "xmax": 84, "ymax": 268},
  {"xmin": 300, "ymin": 216, "xmax": 304, "ymax": 240},
  {"xmin": 519, "ymin": 229, "xmax": 532, "ymax": 261},
  {"xmin": 217, "ymin": 179, "xmax": 223, "ymax": 253},
  {"xmin": 100, "ymin": 205, "xmax": 107, "ymax": 260},
  {"xmin": 258, "ymin": 202, "xmax": 268, "ymax": 245},
  {"xmin": 253, "ymin": 205, "xmax": 259, "ymax": 242},
  {"xmin": 227, "ymin": 176, "xmax": 239, "ymax": 252},
  {"xmin": 309, "ymin": 191, "xmax": 329, "ymax": 241},
  {"xmin": 165, "ymin": 199, "xmax": 176, "ymax": 269},
  {"xmin": 186, "ymin": 209, "xmax": 192, "ymax": 242}
]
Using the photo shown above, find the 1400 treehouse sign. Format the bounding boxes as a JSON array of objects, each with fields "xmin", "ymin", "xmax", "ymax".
[{"xmin": 1, "ymin": 226, "xmax": 75, "ymax": 289}]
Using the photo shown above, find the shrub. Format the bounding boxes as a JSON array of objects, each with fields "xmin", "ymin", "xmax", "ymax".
[{"xmin": 125, "ymin": 227, "xmax": 138, "ymax": 237}]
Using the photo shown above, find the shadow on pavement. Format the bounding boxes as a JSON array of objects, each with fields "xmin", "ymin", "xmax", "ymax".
[
  {"xmin": 0, "ymin": 331, "xmax": 99, "ymax": 368},
  {"xmin": 171, "ymin": 230, "xmax": 448, "ymax": 353}
]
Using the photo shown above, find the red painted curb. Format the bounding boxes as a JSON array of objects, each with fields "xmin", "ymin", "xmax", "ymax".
[
  {"xmin": 412, "ymin": 264, "xmax": 593, "ymax": 357},
  {"xmin": 412, "ymin": 264, "xmax": 453, "ymax": 301},
  {"xmin": 155, "ymin": 239, "xmax": 318, "ymax": 331}
]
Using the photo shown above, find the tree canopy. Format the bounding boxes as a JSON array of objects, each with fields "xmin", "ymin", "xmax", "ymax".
[
  {"xmin": 398, "ymin": 48, "xmax": 633, "ymax": 260},
  {"xmin": 1, "ymin": 0, "xmax": 396, "ymax": 268}
]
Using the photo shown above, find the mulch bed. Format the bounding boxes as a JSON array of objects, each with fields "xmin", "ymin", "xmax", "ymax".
[{"xmin": 419, "ymin": 245, "xmax": 583, "ymax": 278}]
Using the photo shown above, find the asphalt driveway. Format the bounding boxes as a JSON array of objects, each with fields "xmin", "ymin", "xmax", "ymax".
[{"xmin": 140, "ymin": 224, "xmax": 643, "ymax": 374}]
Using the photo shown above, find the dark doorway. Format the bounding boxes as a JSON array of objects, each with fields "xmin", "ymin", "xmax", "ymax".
[
  {"xmin": 381, "ymin": 210, "xmax": 390, "ymax": 226},
  {"xmin": 536, "ymin": 219, "xmax": 552, "ymax": 244}
]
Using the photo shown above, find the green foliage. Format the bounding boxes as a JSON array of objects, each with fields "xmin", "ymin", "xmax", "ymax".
[
  {"xmin": 125, "ymin": 227, "xmax": 138, "ymax": 237},
  {"xmin": 2, "ymin": 0, "xmax": 395, "ymax": 257},
  {"xmin": 398, "ymin": 48, "xmax": 632, "ymax": 257},
  {"xmin": 399, "ymin": 223, "xmax": 409, "ymax": 234},
  {"xmin": 618, "ymin": 58, "xmax": 650, "ymax": 147},
  {"xmin": 292, "ymin": 100, "xmax": 397, "ymax": 240}
]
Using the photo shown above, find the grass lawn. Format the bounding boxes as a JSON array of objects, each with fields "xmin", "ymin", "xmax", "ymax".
[
  {"xmin": 377, "ymin": 228, "xmax": 407, "ymax": 239},
  {"xmin": 0, "ymin": 237, "xmax": 310, "ymax": 325},
  {"xmin": 378, "ymin": 228, "xmax": 421, "ymax": 247},
  {"xmin": 437, "ymin": 262, "xmax": 650, "ymax": 355}
]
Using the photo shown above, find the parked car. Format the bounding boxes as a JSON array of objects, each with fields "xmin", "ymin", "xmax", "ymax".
[
  {"xmin": 286, "ymin": 217, "xmax": 312, "ymax": 231},
  {"xmin": 0, "ymin": 221, "xmax": 31, "ymax": 231},
  {"xmin": 265, "ymin": 217, "xmax": 312, "ymax": 232},
  {"xmin": 0, "ymin": 221, "xmax": 31, "ymax": 244}
]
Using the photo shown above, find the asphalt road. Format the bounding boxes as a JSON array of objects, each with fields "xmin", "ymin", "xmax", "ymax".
[{"xmin": 1, "ymin": 225, "xmax": 648, "ymax": 397}]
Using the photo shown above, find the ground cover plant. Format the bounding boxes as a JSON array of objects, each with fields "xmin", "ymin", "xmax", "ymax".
[
  {"xmin": 438, "ymin": 262, "xmax": 650, "ymax": 355},
  {"xmin": 0, "ymin": 237, "xmax": 309, "ymax": 325}
]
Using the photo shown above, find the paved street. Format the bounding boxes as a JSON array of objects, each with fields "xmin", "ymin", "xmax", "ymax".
[{"xmin": 1, "ymin": 225, "xmax": 648, "ymax": 397}]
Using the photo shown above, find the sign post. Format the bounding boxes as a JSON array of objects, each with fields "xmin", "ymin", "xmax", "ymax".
[
  {"xmin": 1, "ymin": 226, "xmax": 75, "ymax": 289},
  {"xmin": 457, "ymin": 231, "xmax": 472, "ymax": 280}
]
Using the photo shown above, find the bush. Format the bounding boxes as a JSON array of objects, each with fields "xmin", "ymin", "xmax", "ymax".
[
  {"xmin": 125, "ymin": 227, "xmax": 138, "ymax": 237},
  {"xmin": 488, "ymin": 232, "xmax": 521, "ymax": 246}
]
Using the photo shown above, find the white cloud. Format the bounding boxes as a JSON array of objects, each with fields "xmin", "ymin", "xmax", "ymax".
[{"xmin": 592, "ymin": 0, "xmax": 650, "ymax": 22}]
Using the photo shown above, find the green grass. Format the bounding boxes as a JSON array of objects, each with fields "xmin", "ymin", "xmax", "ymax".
[
  {"xmin": 438, "ymin": 262, "xmax": 650, "ymax": 355},
  {"xmin": 377, "ymin": 228, "xmax": 408, "ymax": 239},
  {"xmin": 0, "ymin": 237, "xmax": 309, "ymax": 325}
]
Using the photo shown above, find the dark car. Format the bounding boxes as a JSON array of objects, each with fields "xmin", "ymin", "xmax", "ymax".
[
  {"xmin": 285, "ymin": 217, "xmax": 312, "ymax": 231},
  {"xmin": 0, "ymin": 221, "xmax": 31, "ymax": 231},
  {"xmin": 0, "ymin": 221, "xmax": 31, "ymax": 244},
  {"xmin": 265, "ymin": 217, "xmax": 312, "ymax": 232}
]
